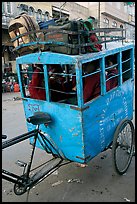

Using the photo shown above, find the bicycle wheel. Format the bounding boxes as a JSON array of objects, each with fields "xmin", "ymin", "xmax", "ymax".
[{"xmin": 112, "ymin": 119, "xmax": 134, "ymax": 175}]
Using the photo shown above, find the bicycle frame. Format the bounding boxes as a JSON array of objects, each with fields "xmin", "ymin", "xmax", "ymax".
[
  {"xmin": 2, "ymin": 127, "xmax": 39, "ymax": 186},
  {"xmin": 2, "ymin": 115, "xmax": 71, "ymax": 195}
]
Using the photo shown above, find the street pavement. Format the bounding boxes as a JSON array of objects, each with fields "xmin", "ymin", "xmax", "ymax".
[{"xmin": 2, "ymin": 92, "xmax": 135, "ymax": 202}]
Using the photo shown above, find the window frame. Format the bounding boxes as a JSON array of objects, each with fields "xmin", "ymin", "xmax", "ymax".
[
  {"xmin": 121, "ymin": 48, "xmax": 133, "ymax": 82},
  {"xmin": 28, "ymin": 6, "xmax": 34, "ymax": 16},
  {"xmin": 112, "ymin": 21, "xmax": 117, "ymax": 28},
  {"xmin": 103, "ymin": 18, "xmax": 109, "ymax": 28},
  {"xmin": 36, "ymin": 9, "xmax": 42, "ymax": 21},
  {"xmin": 17, "ymin": 47, "xmax": 134, "ymax": 107},
  {"xmin": 6, "ymin": 2, "xmax": 11, "ymax": 14}
]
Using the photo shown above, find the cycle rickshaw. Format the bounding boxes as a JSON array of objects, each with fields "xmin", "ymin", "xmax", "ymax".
[{"xmin": 2, "ymin": 24, "xmax": 135, "ymax": 196}]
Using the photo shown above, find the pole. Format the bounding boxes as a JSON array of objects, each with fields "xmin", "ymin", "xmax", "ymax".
[
  {"xmin": 98, "ymin": 2, "xmax": 100, "ymax": 36},
  {"xmin": 88, "ymin": 2, "xmax": 89, "ymax": 17},
  {"xmin": 98, "ymin": 2, "xmax": 100, "ymax": 28},
  {"xmin": 60, "ymin": 2, "xmax": 66, "ymax": 19}
]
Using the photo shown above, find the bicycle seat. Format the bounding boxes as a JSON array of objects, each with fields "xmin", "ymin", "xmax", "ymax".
[{"xmin": 27, "ymin": 112, "xmax": 52, "ymax": 125}]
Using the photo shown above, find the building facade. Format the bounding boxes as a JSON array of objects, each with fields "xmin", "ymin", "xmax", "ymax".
[
  {"xmin": 2, "ymin": 2, "xmax": 135, "ymax": 73},
  {"xmin": 2, "ymin": 2, "xmax": 89, "ymax": 73},
  {"xmin": 88, "ymin": 2, "xmax": 135, "ymax": 41}
]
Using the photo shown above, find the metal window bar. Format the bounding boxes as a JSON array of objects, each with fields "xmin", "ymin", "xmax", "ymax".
[
  {"xmin": 122, "ymin": 58, "xmax": 131, "ymax": 64},
  {"xmin": 82, "ymin": 69, "xmax": 101, "ymax": 78},
  {"xmin": 106, "ymin": 73, "xmax": 119, "ymax": 82},
  {"xmin": 49, "ymin": 71, "xmax": 75, "ymax": 84},
  {"xmin": 122, "ymin": 68, "xmax": 131, "ymax": 74},
  {"xmin": 105, "ymin": 63, "xmax": 118, "ymax": 71},
  {"xmin": 21, "ymin": 66, "xmax": 77, "ymax": 100}
]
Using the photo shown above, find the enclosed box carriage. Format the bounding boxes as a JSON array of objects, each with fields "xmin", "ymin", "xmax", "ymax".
[{"xmin": 15, "ymin": 41, "xmax": 134, "ymax": 164}]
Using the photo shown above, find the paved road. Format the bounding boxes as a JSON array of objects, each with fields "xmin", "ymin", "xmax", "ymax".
[{"xmin": 2, "ymin": 92, "xmax": 135, "ymax": 202}]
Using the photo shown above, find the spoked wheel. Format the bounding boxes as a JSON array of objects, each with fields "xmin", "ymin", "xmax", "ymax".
[{"xmin": 112, "ymin": 119, "xmax": 134, "ymax": 175}]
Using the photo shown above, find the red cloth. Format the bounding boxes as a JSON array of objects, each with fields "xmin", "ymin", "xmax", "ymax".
[
  {"xmin": 88, "ymin": 33, "xmax": 102, "ymax": 52},
  {"xmin": 72, "ymin": 75, "xmax": 76, "ymax": 88},
  {"xmin": 72, "ymin": 73, "xmax": 110, "ymax": 103},
  {"xmin": 28, "ymin": 68, "xmax": 46, "ymax": 100},
  {"xmin": 28, "ymin": 67, "xmax": 66, "ymax": 101},
  {"xmin": 84, "ymin": 73, "xmax": 110, "ymax": 103}
]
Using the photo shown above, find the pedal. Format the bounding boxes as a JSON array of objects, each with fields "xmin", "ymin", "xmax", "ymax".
[{"xmin": 15, "ymin": 160, "xmax": 27, "ymax": 168}]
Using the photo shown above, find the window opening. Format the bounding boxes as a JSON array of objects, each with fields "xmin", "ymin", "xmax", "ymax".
[
  {"xmin": 47, "ymin": 64, "xmax": 77, "ymax": 105},
  {"xmin": 28, "ymin": 7, "xmax": 34, "ymax": 16},
  {"xmin": 20, "ymin": 64, "xmax": 77, "ymax": 105},
  {"xmin": 44, "ymin": 11, "xmax": 50, "ymax": 21},
  {"xmin": 122, "ymin": 49, "xmax": 132, "ymax": 82},
  {"xmin": 82, "ymin": 59, "xmax": 101, "ymax": 104},
  {"xmin": 19, "ymin": 4, "xmax": 28, "ymax": 13},
  {"xmin": 37, "ymin": 9, "xmax": 42, "ymax": 21},
  {"xmin": 20, "ymin": 64, "xmax": 46, "ymax": 100},
  {"xmin": 105, "ymin": 54, "xmax": 119, "ymax": 91},
  {"xmin": 112, "ymin": 21, "xmax": 117, "ymax": 28},
  {"xmin": 103, "ymin": 18, "xmax": 109, "ymax": 28}
]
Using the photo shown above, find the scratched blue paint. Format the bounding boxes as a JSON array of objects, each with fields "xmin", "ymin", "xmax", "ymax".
[
  {"xmin": 16, "ymin": 42, "xmax": 134, "ymax": 164},
  {"xmin": 82, "ymin": 80, "xmax": 134, "ymax": 162},
  {"xmin": 23, "ymin": 100, "xmax": 84, "ymax": 162}
]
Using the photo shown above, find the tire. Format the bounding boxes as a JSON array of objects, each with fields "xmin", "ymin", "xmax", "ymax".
[{"xmin": 112, "ymin": 119, "xmax": 134, "ymax": 175}]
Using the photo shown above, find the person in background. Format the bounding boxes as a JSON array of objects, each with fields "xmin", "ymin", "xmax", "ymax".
[
  {"xmin": 48, "ymin": 64, "xmax": 66, "ymax": 101},
  {"xmin": 83, "ymin": 61, "xmax": 110, "ymax": 103},
  {"xmin": 83, "ymin": 18, "xmax": 102, "ymax": 53},
  {"xmin": 48, "ymin": 64, "xmax": 64, "ymax": 91},
  {"xmin": 26, "ymin": 64, "xmax": 33, "ymax": 82},
  {"xmin": 23, "ymin": 73, "xmax": 29, "ymax": 88},
  {"xmin": 28, "ymin": 64, "xmax": 65, "ymax": 101},
  {"xmin": 106, "ymin": 57, "xmax": 118, "ymax": 90}
]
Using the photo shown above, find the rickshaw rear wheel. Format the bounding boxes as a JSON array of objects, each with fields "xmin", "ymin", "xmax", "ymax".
[{"xmin": 112, "ymin": 119, "xmax": 134, "ymax": 175}]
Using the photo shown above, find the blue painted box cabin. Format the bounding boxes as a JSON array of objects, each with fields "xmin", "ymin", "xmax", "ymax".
[{"xmin": 16, "ymin": 41, "xmax": 134, "ymax": 164}]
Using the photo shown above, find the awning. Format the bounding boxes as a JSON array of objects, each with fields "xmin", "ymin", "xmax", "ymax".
[{"xmin": 52, "ymin": 6, "xmax": 70, "ymax": 15}]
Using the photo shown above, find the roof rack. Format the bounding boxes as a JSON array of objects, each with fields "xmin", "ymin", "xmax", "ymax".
[{"xmin": 10, "ymin": 27, "xmax": 126, "ymax": 55}]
